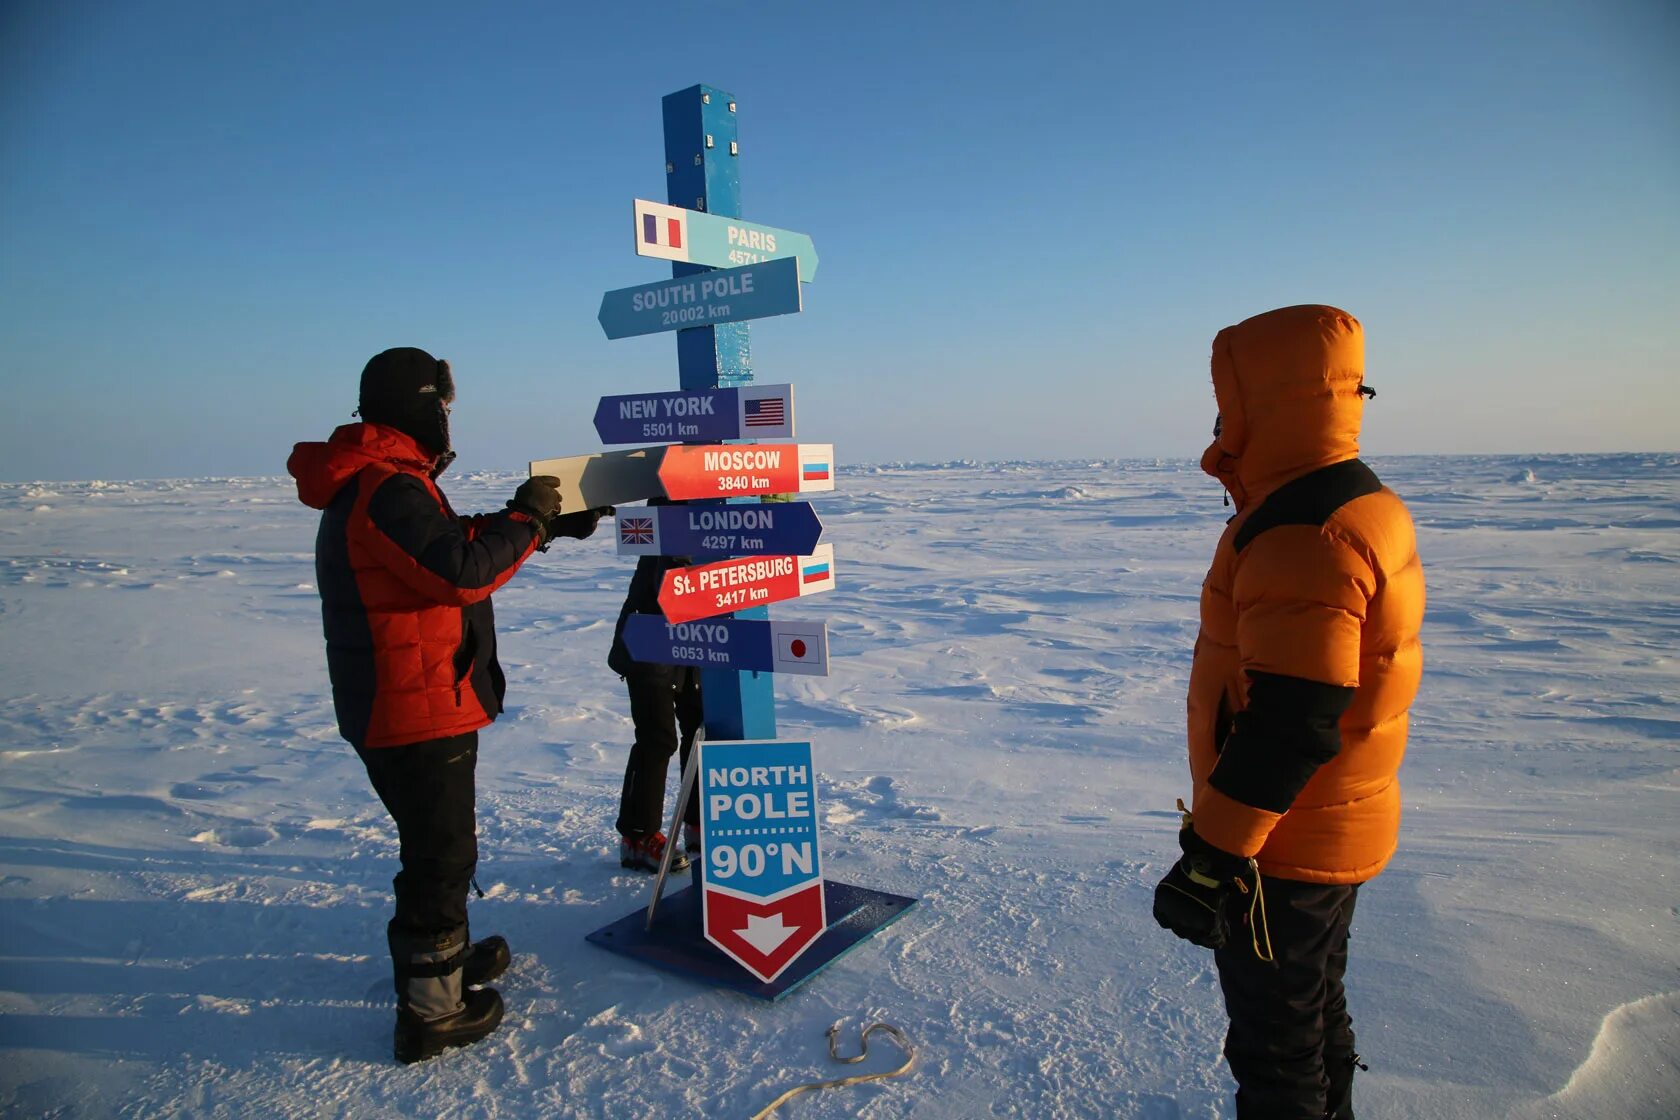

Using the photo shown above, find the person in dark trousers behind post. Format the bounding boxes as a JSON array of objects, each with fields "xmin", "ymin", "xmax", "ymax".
[
  {"xmin": 607, "ymin": 498, "xmax": 703, "ymax": 873},
  {"xmin": 1152, "ymin": 306, "xmax": 1424, "ymax": 1119},
  {"xmin": 287, "ymin": 347, "xmax": 608, "ymax": 1064}
]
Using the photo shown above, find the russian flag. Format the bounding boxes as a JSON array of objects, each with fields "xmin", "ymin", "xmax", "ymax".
[
  {"xmin": 801, "ymin": 561, "xmax": 831, "ymax": 585},
  {"xmin": 801, "ymin": 462, "xmax": 830, "ymax": 482}
]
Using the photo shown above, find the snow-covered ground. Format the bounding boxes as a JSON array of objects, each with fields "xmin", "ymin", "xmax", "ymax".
[{"xmin": 1, "ymin": 454, "xmax": 1675, "ymax": 1119}]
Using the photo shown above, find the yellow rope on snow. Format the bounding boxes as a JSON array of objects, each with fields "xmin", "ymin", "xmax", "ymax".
[{"xmin": 749, "ymin": 1022, "xmax": 916, "ymax": 1119}]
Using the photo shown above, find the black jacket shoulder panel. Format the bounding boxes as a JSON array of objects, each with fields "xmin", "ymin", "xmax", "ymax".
[
  {"xmin": 1233, "ymin": 459, "xmax": 1383, "ymax": 553},
  {"xmin": 364, "ymin": 471, "xmax": 531, "ymax": 592}
]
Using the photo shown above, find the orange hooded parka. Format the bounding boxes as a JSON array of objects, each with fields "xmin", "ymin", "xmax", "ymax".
[{"xmin": 1187, "ymin": 305, "xmax": 1425, "ymax": 884}]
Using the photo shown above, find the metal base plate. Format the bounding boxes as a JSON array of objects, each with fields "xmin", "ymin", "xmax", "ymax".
[{"xmin": 584, "ymin": 879, "xmax": 919, "ymax": 1001}]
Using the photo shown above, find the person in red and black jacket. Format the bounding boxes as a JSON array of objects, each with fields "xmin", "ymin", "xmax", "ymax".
[{"xmin": 288, "ymin": 347, "xmax": 607, "ymax": 1064}]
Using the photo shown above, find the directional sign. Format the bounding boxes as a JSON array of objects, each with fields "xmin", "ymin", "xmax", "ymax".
[
  {"xmin": 616, "ymin": 501, "xmax": 822, "ymax": 557},
  {"xmin": 595, "ymin": 383, "xmax": 795, "ymax": 444},
  {"xmin": 698, "ymin": 740, "xmax": 826, "ymax": 983},
  {"xmin": 634, "ymin": 199, "xmax": 820, "ymax": 283},
  {"xmin": 598, "ymin": 257, "xmax": 802, "ymax": 340},
  {"xmin": 659, "ymin": 443, "xmax": 834, "ymax": 501},
  {"xmin": 622, "ymin": 615, "xmax": 830, "ymax": 676},
  {"xmin": 526, "ymin": 446, "xmax": 665, "ymax": 513},
  {"xmin": 657, "ymin": 544, "xmax": 834, "ymax": 625}
]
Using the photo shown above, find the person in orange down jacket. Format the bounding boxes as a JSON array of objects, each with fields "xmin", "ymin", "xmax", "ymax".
[
  {"xmin": 1152, "ymin": 306, "xmax": 1425, "ymax": 1119},
  {"xmin": 288, "ymin": 347, "xmax": 608, "ymax": 1064}
]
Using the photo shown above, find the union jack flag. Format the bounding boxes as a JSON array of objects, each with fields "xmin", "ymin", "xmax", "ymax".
[{"xmin": 620, "ymin": 516, "xmax": 655, "ymax": 545}]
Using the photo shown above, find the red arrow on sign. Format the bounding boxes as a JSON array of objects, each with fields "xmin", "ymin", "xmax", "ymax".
[
  {"xmin": 658, "ymin": 443, "xmax": 835, "ymax": 500},
  {"xmin": 657, "ymin": 545, "xmax": 834, "ymax": 625},
  {"xmin": 703, "ymin": 882, "xmax": 827, "ymax": 983}
]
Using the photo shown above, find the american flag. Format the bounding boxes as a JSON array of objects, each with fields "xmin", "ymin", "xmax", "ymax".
[
  {"xmin": 620, "ymin": 516, "xmax": 655, "ymax": 545},
  {"xmin": 743, "ymin": 396, "xmax": 785, "ymax": 427}
]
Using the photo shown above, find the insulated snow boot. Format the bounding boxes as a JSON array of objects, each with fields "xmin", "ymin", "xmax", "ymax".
[
  {"xmin": 463, "ymin": 935, "xmax": 510, "ymax": 988},
  {"xmin": 619, "ymin": 831, "xmax": 687, "ymax": 873},
  {"xmin": 389, "ymin": 925, "xmax": 504, "ymax": 1064},
  {"xmin": 394, "ymin": 987, "xmax": 504, "ymax": 1065}
]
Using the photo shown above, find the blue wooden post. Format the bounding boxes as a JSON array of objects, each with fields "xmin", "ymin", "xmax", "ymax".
[{"xmin": 661, "ymin": 84, "xmax": 776, "ymax": 744}]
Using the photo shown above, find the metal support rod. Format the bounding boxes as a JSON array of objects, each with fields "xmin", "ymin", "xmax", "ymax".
[{"xmin": 645, "ymin": 726, "xmax": 705, "ymax": 930}]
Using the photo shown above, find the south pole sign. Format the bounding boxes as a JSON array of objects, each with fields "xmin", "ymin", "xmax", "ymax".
[
  {"xmin": 598, "ymin": 257, "xmax": 802, "ymax": 340},
  {"xmin": 595, "ymin": 384, "xmax": 795, "ymax": 444},
  {"xmin": 657, "ymin": 544, "xmax": 835, "ymax": 625},
  {"xmin": 622, "ymin": 615, "xmax": 829, "ymax": 676},
  {"xmin": 615, "ymin": 500, "xmax": 822, "ymax": 557},
  {"xmin": 634, "ymin": 199, "xmax": 820, "ymax": 283},
  {"xmin": 698, "ymin": 740, "xmax": 826, "ymax": 984}
]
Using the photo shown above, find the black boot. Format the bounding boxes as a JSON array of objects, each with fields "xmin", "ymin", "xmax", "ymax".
[
  {"xmin": 463, "ymin": 935, "xmax": 511, "ymax": 987},
  {"xmin": 389, "ymin": 925, "xmax": 504, "ymax": 1064},
  {"xmin": 395, "ymin": 988, "xmax": 503, "ymax": 1065}
]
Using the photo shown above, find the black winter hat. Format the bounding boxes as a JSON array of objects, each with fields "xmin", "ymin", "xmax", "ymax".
[{"xmin": 358, "ymin": 347, "xmax": 455, "ymax": 457}]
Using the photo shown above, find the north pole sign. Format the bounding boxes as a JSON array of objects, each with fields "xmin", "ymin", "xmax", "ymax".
[
  {"xmin": 698, "ymin": 740, "xmax": 826, "ymax": 983},
  {"xmin": 658, "ymin": 443, "xmax": 834, "ymax": 501},
  {"xmin": 657, "ymin": 544, "xmax": 835, "ymax": 625}
]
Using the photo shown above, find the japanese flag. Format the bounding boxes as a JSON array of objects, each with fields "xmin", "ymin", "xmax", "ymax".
[{"xmin": 774, "ymin": 624, "xmax": 828, "ymax": 675}]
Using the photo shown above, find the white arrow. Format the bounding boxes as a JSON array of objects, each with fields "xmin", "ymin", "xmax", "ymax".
[{"xmin": 737, "ymin": 912, "xmax": 800, "ymax": 956}]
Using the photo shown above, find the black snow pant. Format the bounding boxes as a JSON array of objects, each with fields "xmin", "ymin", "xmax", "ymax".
[
  {"xmin": 356, "ymin": 731, "xmax": 479, "ymax": 938},
  {"xmin": 1215, "ymin": 878, "xmax": 1361, "ymax": 1120},
  {"xmin": 615, "ymin": 667, "xmax": 703, "ymax": 838}
]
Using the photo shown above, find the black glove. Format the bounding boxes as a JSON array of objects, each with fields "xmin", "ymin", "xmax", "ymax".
[
  {"xmin": 508, "ymin": 476, "xmax": 563, "ymax": 547},
  {"xmin": 547, "ymin": 504, "xmax": 614, "ymax": 541},
  {"xmin": 508, "ymin": 475, "xmax": 562, "ymax": 520},
  {"xmin": 1152, "ymin": 824, "xmax": 1254, "ymax": 951}
]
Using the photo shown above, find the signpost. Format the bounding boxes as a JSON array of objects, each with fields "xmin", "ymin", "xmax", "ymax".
[
  {"xmin": 622, "ymin": 615, "xmax": 829, "ymax": 676},
  {"xmin": 633, "ymin": 199, "xmax": 820, "ymax": 283},
  {"xmin": 582, "ymin": 83, "xmax": 915, "ymax": 1001},
  {"xmin": 658, "ymin": 443, "xmax": 834, "ymax": 500},
  {"xmin": 615, "ymin": 500, "xmax": 822, "ymax": 557},
  {"xmin": 656, "ymin": 544, "xmax": 834, "ymax": 625},
  {"xmin": 697, "ymin": 740, "xmax": 827, "ymax": 983},
  {"xmin": 595, "ymin": 383, "xmax": 795, "ymax": 445},
  {"xmin": 598, "ymin": 257, "xmax": 801, "ymax": 340}
]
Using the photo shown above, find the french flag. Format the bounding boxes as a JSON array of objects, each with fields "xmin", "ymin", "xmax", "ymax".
[{"xmin": 642, "ymin": 213, "xmax": 682, "ymax": 250}]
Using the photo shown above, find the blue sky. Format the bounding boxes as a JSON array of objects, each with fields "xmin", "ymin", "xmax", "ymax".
[{"xmin": 2, "ymin": 0, "xmax": 1675, "ymax": 479}]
